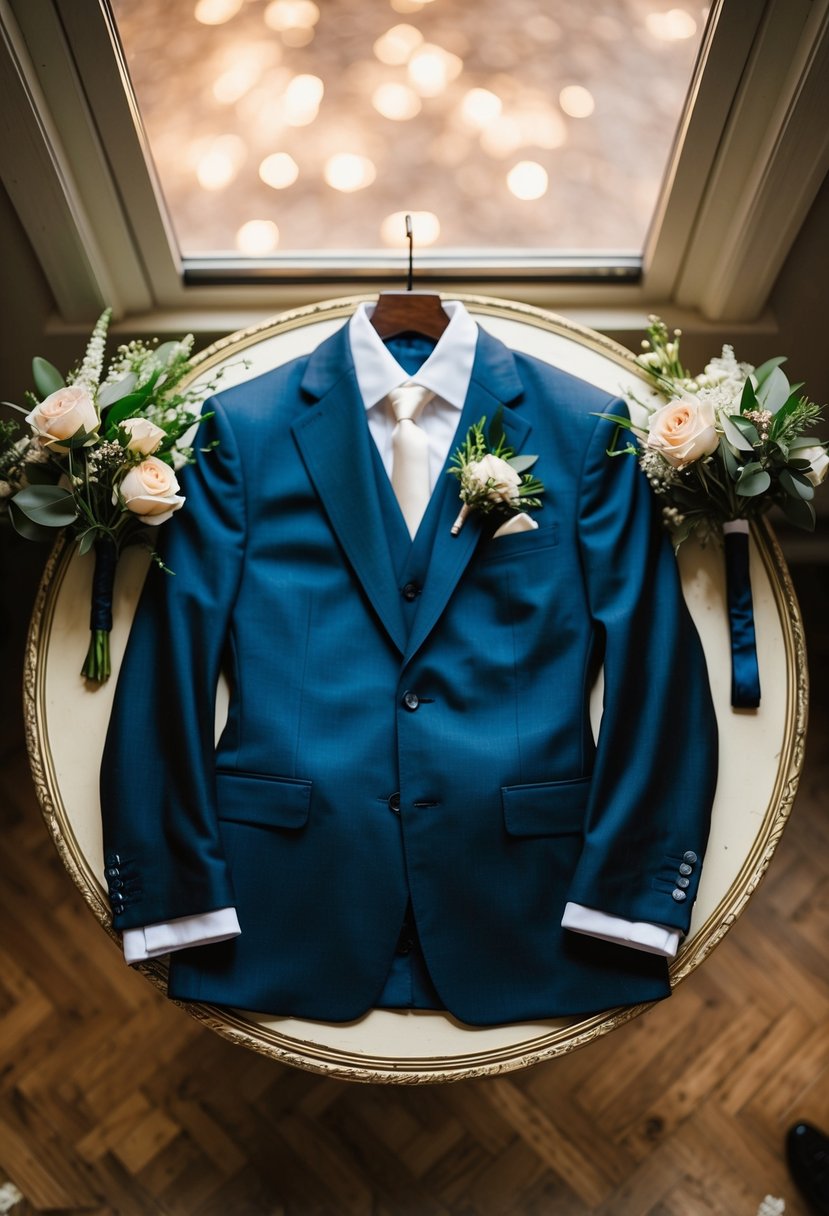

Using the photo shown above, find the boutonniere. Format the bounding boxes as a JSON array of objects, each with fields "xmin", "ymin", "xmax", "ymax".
[{"xmin": 448, "ymin": 406, "xmax": 544, "ymax": 535}]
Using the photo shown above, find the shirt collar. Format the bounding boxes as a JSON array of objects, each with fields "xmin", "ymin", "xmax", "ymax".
[{"xmin": 348, "ymin": 300, "xmax": 478, "ymax": 412}]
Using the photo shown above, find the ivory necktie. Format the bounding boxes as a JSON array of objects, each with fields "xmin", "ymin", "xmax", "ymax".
[{"xmin": 388, "ymin": 382, "xmax": 434, "ymax": 537}]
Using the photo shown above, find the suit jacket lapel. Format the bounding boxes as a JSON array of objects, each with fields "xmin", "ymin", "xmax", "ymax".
[
  {"xmin": 403, "ymin": 328, "xmax": 529, "ymax": 666},
  {"xmin": 292, "ymin": 326, "xmax": 408, "ymax": 654}
]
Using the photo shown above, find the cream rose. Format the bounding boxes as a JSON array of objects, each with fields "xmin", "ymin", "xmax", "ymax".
[
  {"xmin": 646, "ymin": 395, "xmax": 719, "ymax": 468},
  {"xmin": 25, "ymin": 385, "xmax": 99, "ymax": 451},
  {"xmin": 467, "ymin": 453, "xmax": 522, "ymax": 503},
  {"xmin": 117, "ymin": 456, "xmax": 185, "ymax": 525},
  {"xmin": 798, "ymin": 445, "xmax": 829, "ymax": 487},
  {"xmin": 120, "ymin": 417, "xmax": 166, "ymax": 455}
]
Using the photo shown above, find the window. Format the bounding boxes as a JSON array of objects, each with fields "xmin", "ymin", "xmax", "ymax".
[
  {"xmin": 109, "ymin": 0, "xmax": 707, "ymax": 263},
  {"xmin": 2, "ymin": 0, "xmax": 827, "ymax": 322}
]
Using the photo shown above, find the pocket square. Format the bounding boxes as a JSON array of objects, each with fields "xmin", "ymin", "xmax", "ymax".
[{"xmin": 493, "ymin": 513, "xmax": 540, "ymax": 539}]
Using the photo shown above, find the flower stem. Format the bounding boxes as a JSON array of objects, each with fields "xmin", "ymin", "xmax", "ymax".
[
  {"xmin": 451, "ymin": 503, "xmax": 470, "ymax": 535},
  {"xmin": 81, "ymin": 533, "xmax": 118, "ymax": 683}
]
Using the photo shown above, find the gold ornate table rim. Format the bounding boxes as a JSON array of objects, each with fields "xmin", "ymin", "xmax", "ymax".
[{"xmin": 22, "ymin": 294, "xmax": 809, "ymax": 1084}]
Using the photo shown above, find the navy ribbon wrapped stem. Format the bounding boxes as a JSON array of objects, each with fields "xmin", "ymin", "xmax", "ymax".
[
  {"xmin": 90, "ymin": 534, "xmax": 117, "ymax": 632},
  {"xmin": 722, "ymin": 520, "xmax": 761, "ymax": 709}
]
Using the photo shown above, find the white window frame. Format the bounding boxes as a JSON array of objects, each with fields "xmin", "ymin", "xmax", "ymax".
[{"xmin": 1, "ymin": 0, "xmax": 828, "ymax": 332}]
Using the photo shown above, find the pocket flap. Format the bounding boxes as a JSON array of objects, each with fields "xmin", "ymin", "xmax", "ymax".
[
  {"xmin": 216, "ymin": 771, "xmax": 311, "ymax": 830},
  {"xmin": 501, "ymin": 776, "xmax": 590, "ymax": 837}
]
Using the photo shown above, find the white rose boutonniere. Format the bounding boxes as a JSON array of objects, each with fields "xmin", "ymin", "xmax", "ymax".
[
  {"xmin": 448, "ymin": 406, "xmax": 544, "ymax": 535},
  {"xmin": 117, "ymin": 456, "xmax": 185, "ymax": 524}
]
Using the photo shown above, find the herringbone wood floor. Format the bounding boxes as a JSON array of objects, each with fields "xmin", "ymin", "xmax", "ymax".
[{"xmin": 0, "ymin": 560, "xmax": 826, "ymax": 1216}]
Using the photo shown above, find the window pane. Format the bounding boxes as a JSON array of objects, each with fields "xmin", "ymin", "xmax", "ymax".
[{"xmin": 110, "ymin": 0, "xmax": 708, "ymax": 258}]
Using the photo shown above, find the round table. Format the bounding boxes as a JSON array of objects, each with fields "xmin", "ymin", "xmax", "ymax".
[{"xmin": 24, "ymin": 295, "xmax": 807, "ymax": 1083}]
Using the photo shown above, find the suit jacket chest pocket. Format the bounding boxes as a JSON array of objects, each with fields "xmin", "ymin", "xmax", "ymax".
[{"xmin": 478, "ymin": 521, "xmax": 559, "ymax": 565}]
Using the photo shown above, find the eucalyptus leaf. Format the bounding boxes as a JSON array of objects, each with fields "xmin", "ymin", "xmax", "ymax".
[
  {"xmin": 12, "ymin": 484, "xmax": 78, "ymax": 526},
  {"xmin": 508, "ymin": 454, "xmax": 538, "ymax": 474},
  {"xmin": 77, "ymin": 529, "xmax": 97, "ymax": 556},
  {"xmin": 779, "ymin": 468, "xmax": 814, "ymax": 501},
  {"xmin": 752, "ymin": 356, "xmax": 787, "ymax": 387},
  {"xmin": 719, "ymin": 438, "xmax": 739, "ymax": 479},
  {"xmin": 97, "ymin": 373, "xmax": 138, "ymax": 409},
  {"xmin": 729, "ymin": 415, "xmax": 761, "ymax": 446},
  {"xmin": 780, "ymin": 493, "xmax": 815, "ymax": 531},
  {"xmin": 735, "ymin": 468, "xmax": 770, "ymax": 497},
  {"xmin": 788, "ymin": 436, "xmax": 824, "ymax": 452},
  {"xmin": 720, "ymin": 411, "xmax": 755, "ymax": 452},
  {"xmin": 8, "ymin": 501, "xmax": 59, "ymax": 542},
  {"xmin": 31, "ymin": 357, "xmax": 65, "ymax": 399},
  {"xmin": 756, "ymin": 366, "xmax": 790, "ymax": 414}
]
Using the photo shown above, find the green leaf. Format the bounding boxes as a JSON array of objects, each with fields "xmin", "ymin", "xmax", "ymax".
[
  {"xmin": 97, "ymin": 373, "xmax": 138, "ymax": 409},
  {"xmin": 719, "ymin": 438, "xmax": 739, "ymax": 479},
  {"xmin": 77, "ymin": 529, "xmax": 97, "ymax": 556},
  {"xmin": 778, "ymin": 468, "xmax": 814, "ymax": 501},
  {"xmin": 508, "ymin": 454, "xmax": 538, "ymax": 474},
  {"xmin": 103, "ymin": 392, "xmax": 152, "ymax": 434},
  {"xmin": 756, "ymin": 366, "xmax": 791, "ymax": 414},
  {"xmin": 720, "ymin": 411, "xmax": 755, "ymax": 452},
  {"xmin": 8, "ymin": 501, "xmax": 59, "ymax": 542},
  {"xmin": 31, "ymin": 357, "xmax": 65, "ymax": 399},
  {"xmin": 729, "ymin": 415, "xmax": 761, "ymax": 446},
  {"xmin": 788, "ymin": 436, "xmax": 823, "ymax": 452},
  {"xmin": 780, "ymin": 493, "xmax": 815, "ymax": 531},
  {"xmin": 739, "ymin": 376, "xmax": 758, "ymax": 414},
  {"xmin": 487, "ymin": 405, "xmax": 505, "ymax": 451},
  {"xmin": 12, "ymin": 484, "xmax": 78, "ymax": 527},
  {"xmin": 752, "ymin": 356, "xmax": 787, "ymax": 387},
  {"xmin": 735, "ymin": 467, "xmax": 770, "ymax": 497}
]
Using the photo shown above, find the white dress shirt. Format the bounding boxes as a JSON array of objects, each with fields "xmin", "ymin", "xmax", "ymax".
[{"xmin": 122, "ymin": 301, "xmax": 680, "ymax": 965}]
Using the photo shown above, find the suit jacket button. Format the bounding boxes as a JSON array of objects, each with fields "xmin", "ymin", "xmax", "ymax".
[
  {"xmin": 388, "ymin": 792, "xmax": 401, "ymax": 815},
  {"xmin": 676, "ymin": 876, "xmax": 690, "ymax": 889},
  {"xmin": 672, "ymin": 888, "xmax": 687, "ymax": 901},
  {"xmin": 683, "ymin": 850, "xmax": 698, "ymax": 864},
  {"xmin": 402, "ymin": 582, "xmax": 419, "ymax": 601},
  {"xmin": 402, "ymin": 691, "xmax": 420, "ymax": 711},
  {"xmin": 679, "ymin": 862, "xmax": 693, "ymax": 876}
]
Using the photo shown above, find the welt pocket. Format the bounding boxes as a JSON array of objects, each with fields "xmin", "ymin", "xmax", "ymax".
[
  {"xmin": 501, "ymin": 775, "xmax": 590, "ymax": 837},
  {"xmin": 481, "ymin": 521, "xmax": 558, "ymax": 562},
  {"xmin": 215, "ymin": 770, "xmax": 311, "ymax": 830}
]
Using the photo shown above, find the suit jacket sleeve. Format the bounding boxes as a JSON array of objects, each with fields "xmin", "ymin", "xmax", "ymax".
[
  {"xmin": 100, "ymin": 398, "xmax": 245, "ymax": 931},
  {"xmin": 565, "ymin": 400, "xmax": 719, "ymax": 933}
]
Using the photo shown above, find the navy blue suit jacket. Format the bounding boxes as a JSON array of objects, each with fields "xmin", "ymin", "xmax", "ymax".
[{"xmin": 100, "ymin": 322, "xmax": 718, "ymax": 1025}]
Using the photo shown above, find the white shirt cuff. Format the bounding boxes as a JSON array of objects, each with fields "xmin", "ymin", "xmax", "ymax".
[
  {"xmin": 561, "ymin": 902, "xmax": 681, "ymax": 959},
  {"xmin": 122, "ymin": 907, "xmax": 241, "ymax": 964}
]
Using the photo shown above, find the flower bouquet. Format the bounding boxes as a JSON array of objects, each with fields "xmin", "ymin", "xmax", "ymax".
[
  {"xmin": 1, "ymin": 309, "xmax": 225, "ymax": 682},
  {"xmin": 608, "ymin": 316, "xmax": 827, "ymax": 708}
]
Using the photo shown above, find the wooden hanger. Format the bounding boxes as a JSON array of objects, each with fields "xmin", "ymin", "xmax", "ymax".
[{"xmin": 370, "ymin": 214, "xmax": 449, "ymax": 341}]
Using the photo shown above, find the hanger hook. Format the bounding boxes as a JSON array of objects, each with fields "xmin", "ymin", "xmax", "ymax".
[{"xmin": 405, "ymin": 213, "xmax": 413, "ymax": 292}]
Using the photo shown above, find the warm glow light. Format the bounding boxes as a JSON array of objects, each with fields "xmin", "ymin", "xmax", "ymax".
[
  {"xmin": 373, "ymin": 25, "xmax": 423, "ymax": 66},
  {"xmin": 381, "ymin": 210, "xmax": 440, "ymax": 247},
  {"xmin": 506, "ymin": 160, "xmax": 548, "ymax": 201},
  {"xmin": 259, "ymin": 152, "xmax": 299, "ymax": 189},
  {"xmin": 645, "ymin": 9, "xmax": 698, "ymax": 40},
  {"xmin": 195, "ymin": 135, "xmax": 246, "ymax": 190},
  {"xmin": 324, "ymin": 153, "xmax": 376, "ymax": 192},
  {"xmin": 372, "ymin": 82, "xmax": 421, "ymax": 120},
  {"xmin": 527, "ymin": 108, "xmax": 567, "ymax": 149},
  {"xmin": 408, "ymin": 44, "xmax": 463, "ymax": 98},
  {"xmin": 194, "ymin": 0, "xmax": 243, "ymax": 24},
  {"xmin": 213, "ymin": 48, "xmax": 275, "ymax": 104},
  {"xmin": 282, "ymin": 74, "xmax": 324, "ymax": 126},
  {"xmin": 264, "ymin": 0, "xmax": 320, "ymax": 31},
  {"xmin": 236, "ymin": 220, "xmax": 280, "ymax": 254},
  {"xmin": 390, "ymin": 0, "xmax": 436, "ymax": 12},
  {"xmin": 459, "ymin": 88, "xmax": 502, "ymax": 129},
  {"xmin": 559, "ymin": 85, "xmax": 595, "ymax": 118},
  {"xmin": 479, "ymin": 116, "xmax": 523, "ymax": 157},
  {"xmin": 282, "ymin": 27, "xmax": 315, "ymax": 47}
]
